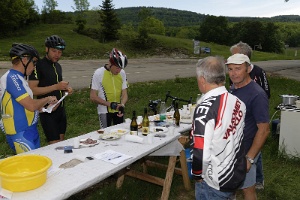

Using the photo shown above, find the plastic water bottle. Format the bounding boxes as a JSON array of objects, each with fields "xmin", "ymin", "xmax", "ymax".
[{"xmin": 159, "ymin": 101, "xmax": 166, "ymax": 121}]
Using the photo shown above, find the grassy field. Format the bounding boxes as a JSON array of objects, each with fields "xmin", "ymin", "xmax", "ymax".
[
  {"xmin": 0, "ymin": 24, "xmax": 300, "ymax": 61},
  {"xmin": 1, "ymin": 75, "xmax": 299, "ymax": 199}
]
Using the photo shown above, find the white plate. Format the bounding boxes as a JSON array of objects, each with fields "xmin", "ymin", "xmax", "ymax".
[
  {"xmin": 100, "ymin": 134, "xmax": 121, "ymax": 141},
  {"xmin": 109, "ymin": 128, "xmax": 129, "ymax": 136},
  {"xmin": 150, "ymin": 126, "xmax": 169, "ymax": 133},
  {"xmin": 79, "ymin": 138, "xmax": 100, "ymax": 147}
]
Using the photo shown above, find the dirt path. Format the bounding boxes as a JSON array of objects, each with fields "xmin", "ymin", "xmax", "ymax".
[{"xmin": 1, "ymin": 58, "xmax": 299, "ymax": 90}]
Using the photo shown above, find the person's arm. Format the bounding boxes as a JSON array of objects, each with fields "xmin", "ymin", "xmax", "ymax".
[
  {"xmin": 245, "ymin": 123, "xmax": 270, "ymax": 171},
  {"xmin": 90, "ymin": 89, "xmax": 110, "ymax": 107},
  {"xmin": 120, "ymin": 88, "xmax": 128, "ymax": 106},
  {"xmin": 18, "ymin": 95, "xmax": 57, "ymax": 112},
  {"xmin": 260, "ymin": 70, "xmax": 271, "ymax": 99},
  {"xmin": 28, "ymin": 80, "xmax": 70, "ymax": 96}
]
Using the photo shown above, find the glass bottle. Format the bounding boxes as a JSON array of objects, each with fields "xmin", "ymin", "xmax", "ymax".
[
  {"xmin": 196, "ymin": 93, "xmax": 202, "ymax": 104},
  {"xmin": 173, "ymin": 102, "xmax": 180, "ymax": 126},
  {"xmin": 130, "ymin": 111, "xmax": 138, "ymax": 135},
  {"xmin": 141, "ymin": 107, "xmax": 150, "ymax": 136},
  {"xmin": 159, "ymin": 101, "xmax": 167, "ymax": 121}
]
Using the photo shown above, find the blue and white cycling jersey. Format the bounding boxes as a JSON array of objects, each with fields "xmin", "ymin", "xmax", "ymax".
[{"xmin": 0, "ymin": 69, "xmax": 39, "ymax": 135}]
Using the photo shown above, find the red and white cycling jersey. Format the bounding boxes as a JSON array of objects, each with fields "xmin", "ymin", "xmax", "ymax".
[{"xmin": 191, "ymin": 86, "xmax": 247, "ymax": 192}]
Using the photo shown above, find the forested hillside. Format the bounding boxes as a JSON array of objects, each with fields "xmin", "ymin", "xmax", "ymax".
[
  {"xmin": 114, "ymin": 7, "xmax": 300, "ymax": 27},
  {"xmin": 115, "ymin": 7, "xmax": 207, "ymax": 27}
]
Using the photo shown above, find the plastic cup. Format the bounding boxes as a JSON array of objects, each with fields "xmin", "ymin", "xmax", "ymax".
[
  {"xmin": 137, "ymin": 116, "xmax": 143, "ymax": 124},
  {"xmin": 147, "ymin": 134, "xmax": 154, "ymax": 144},
  {"xmin": 73, "ymin": 137, "xmax": 80, "ymax": 149}
]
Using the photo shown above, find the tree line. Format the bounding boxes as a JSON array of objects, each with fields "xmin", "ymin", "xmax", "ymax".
[{"xmin": 1, "ymin": 0, "xmax": 300, "ymax": 53}]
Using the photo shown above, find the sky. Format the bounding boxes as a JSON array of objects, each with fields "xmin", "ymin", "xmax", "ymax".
[{"xmin": 34, "ymin": 0, "xmax": 300, "ymax": 18}]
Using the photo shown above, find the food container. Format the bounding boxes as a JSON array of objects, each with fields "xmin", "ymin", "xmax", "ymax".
[
  {"xmin": 296, "ymin": 100, "xmax": 300, "ymax": 108},
  {"xmin": 0, "ymin": 154, "xmax": 52, "ymax": 192},
  {"xmin": 279, "ymin": 94, "xmax": 299, "ymax": 105}
]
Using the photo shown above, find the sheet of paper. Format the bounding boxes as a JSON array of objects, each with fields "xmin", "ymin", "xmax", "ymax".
[
  {"xmin": 44, "ymin": 92, "xmax": 68, "ymax": 113},
  {"xmin": 94, "ymin": 150, "xmax": 132, "ymax": 165}
]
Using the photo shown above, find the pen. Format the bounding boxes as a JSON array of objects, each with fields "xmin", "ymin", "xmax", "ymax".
[{"xmin": 108, "ymin": 155, "xmax": 122, "ymax": 160}]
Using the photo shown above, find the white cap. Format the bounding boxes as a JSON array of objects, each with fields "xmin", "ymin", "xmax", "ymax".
[{"xmin": 225, "ymin": 53, "xmax": 251, "ymax": 65}]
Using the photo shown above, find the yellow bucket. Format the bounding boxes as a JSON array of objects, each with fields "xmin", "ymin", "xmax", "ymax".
[{"xmin": 0, "ymin": 154, "xmax": 52, "ymax": 192}]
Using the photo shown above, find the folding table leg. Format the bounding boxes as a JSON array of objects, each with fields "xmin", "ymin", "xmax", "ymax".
[
  {"xmin": 116, "ymin": 175, "xmax": 125, "ymax": 189},
  {"xmin": 179, "ymin": 150, "xmax": 191, "ymax": 190},
  {"xmin": 161, "ymin": 156, "xmax": 177, "ymax": 200}
]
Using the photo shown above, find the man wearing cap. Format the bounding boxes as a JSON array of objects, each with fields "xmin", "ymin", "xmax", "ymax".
[
  {"xmin": 29, "ymin": 35, "xmax": 72, "ymax": 144},
  {"xmin": 90, "ymin": 48, "xmax": 128, "ymax": 128},
  {"xmin": 226, "ymin": 53, "xmax": 270, "ymax": 200},
  {"xmin": 1, "ymin": 43, "xmax": 57, "ymax": 154},
  {"xmin": 230, "ymin": 41, "xmax": 270, "ymax": 190}
]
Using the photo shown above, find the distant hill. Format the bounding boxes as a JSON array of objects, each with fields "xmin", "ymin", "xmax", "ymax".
[{"xmin": 114, "ymin": 7, "xmax": 300, "ymax": 27}]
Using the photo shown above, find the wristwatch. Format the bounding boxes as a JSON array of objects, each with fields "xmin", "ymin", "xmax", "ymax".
[{"xmin": 246, "ymin": 155, "xmax": 254, "ymax": 164}]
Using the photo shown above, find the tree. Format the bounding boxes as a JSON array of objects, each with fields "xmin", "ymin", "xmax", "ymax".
[
  {"xmin": 137, "ymin": 8, "xmax": 153, "ymax": 40},
  {"xmin": 42, "ymin": 0, "xmax": 58, "ymax": 13},
  {"xmin": 230, "ymin": 20, "xmax": 283, "ymax": 53},
  {"xmin": 139, "ymin": 17, "xmax": 165, "ymax": 35},
  {"xmin": 72, "ymin": 0, "xmax": 90, "ymax": 33},
  {"xmin": 41, "ymin": 0, "xmax": 64, "ymax": 24},
  {"xmin": 0, "ymin": 0, "xmax": 39, "ymax": 37},
  {"xmin": 262, "ymin": 22, "xmax": 283, "ymax": 53},
  {"xmin": 231, "ymin": 20, "xmax": 265, "ymax": 48},
  {"xmin": 199, "ymin": 16, "xmax": 230, "ymax": 45},
  {"xmin": 98, "ymin": 0, "xmax": 120, "ymax": 42},
  {"xmin": 176, "ymin": 27, "xmax": 197, "ymax": 39}
]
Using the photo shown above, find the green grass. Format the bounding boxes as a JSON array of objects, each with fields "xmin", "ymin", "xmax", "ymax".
[
  {"xmin": 1, "ymin": 75, "xmax": 300, "ymax": 199},
  {"xmin": 0, "ymin": 24, "xmax": 299, "ymax": 61}
]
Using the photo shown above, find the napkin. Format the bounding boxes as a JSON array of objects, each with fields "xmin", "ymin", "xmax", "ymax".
[{"xmin": 124, "ymin": 135, "xmax": 144, "ymax": 143}]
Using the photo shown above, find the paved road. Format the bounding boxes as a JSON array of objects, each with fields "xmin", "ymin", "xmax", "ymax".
[{"xmin": 0, "ymin": 58, "xmax": 299, "ymax": 90}]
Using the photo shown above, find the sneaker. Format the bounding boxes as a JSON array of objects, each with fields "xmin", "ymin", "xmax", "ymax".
[{"xmin": 255, "ymin": 181, "xmax": 264, "ymax": 190}]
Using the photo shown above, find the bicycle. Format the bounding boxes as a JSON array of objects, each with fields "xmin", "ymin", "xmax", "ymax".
[{"xmin": 148, "ymin": 91, "xmax": 193, "ymax": 114}]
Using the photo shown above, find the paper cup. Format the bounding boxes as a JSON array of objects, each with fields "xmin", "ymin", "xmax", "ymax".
[
  {"xmin": 125, "ymin": 118, "xmax": 131, "ymax": 123},
  {"xmin": 147, "ymin": 134, "xmax": 154, "ymax": 144},
  {"xmin": 73, "ymin": 137, "xmax": 80, "ymax": 149}
]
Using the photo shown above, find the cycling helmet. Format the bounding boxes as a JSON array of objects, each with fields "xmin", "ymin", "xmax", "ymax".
[
  {"xmin": 10, "ymin": 43, "xmax": 40, "ymax": 60},
  {"xmin": 109, "ymin": 48, "xmax": 128, "ymax": 69},
  {"xmin": 45, "ymin": 35, "xmax": 66, "ymax": 50}
]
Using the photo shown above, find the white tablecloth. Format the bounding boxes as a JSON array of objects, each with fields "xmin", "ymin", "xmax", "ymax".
[{"xmin": 0, "ymin": 123, "xmax": 191, "ymax": 200}]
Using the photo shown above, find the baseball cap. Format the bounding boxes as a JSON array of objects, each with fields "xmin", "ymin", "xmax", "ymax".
[{"xmin": 225, "ymin": 53, "xmax": 251, "ymax": 65}]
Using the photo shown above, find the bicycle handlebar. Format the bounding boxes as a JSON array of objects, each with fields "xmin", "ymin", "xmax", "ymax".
[{"xmin": 165, "ymin": 91, "xmax": 192, "ymax": 104}]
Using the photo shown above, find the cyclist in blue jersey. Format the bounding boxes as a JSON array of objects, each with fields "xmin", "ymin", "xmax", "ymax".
[{"xmin": 0, "ymin": 43, "xmax": 57, "ymax": 154}]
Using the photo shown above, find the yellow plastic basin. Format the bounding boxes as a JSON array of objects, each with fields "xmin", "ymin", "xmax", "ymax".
[{"xmin": 0, "ymin": 154, "xmax": 52, "ymax": 192}]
